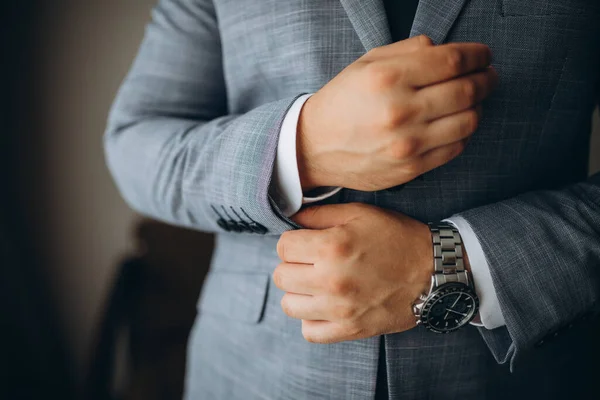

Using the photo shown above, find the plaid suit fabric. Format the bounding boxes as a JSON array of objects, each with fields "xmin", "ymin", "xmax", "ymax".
[{"xmin": 105, "ymin": 0, "xmax": 600, "ymax": 398}]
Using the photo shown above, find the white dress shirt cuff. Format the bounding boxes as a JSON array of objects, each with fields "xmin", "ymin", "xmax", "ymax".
[
  {"xmin": 444, "ymin": 216, "xmax": 506, "ymax": 330},
  {"xmin": 274, "ymin": 94, "xmax": 341, "ymax": 217}
]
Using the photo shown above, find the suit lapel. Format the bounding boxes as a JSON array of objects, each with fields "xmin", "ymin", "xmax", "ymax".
[
  {"xmin": 340, "ymin": 0, "xmax": 470, "ymax": 51},
  {"xmin": 339, "ymin": 0, "xmax": 392, "ymax": 51},
  {"xmin": 409, "ymin": 0, "xmax": 470, "ymax": 44}
]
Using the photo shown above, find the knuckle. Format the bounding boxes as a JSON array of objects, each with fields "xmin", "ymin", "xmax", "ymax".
[
  {"xmin": 329, "ymin": 239, "xmax": 352, "ymax": 260},
  {"xmin": 302, "ymin": 325, "xmax": 321, "ymax": 344},
  {"xmin": 366, "ymin": 62, "xmax": 397, "ymax": 88},
  {"xmin": 450, "ymin": 141, "xmax": 467, "ymax": 158},
  {"xmin": 280, "ymin": 295, "xmax": 294, "ymax": 317},
  {"xmin": 303, "ymin": 332, "xmax": 317, "ymax": 343},
  {"xmin": 276, "ymin": 233, "xmax": 289, "ymax": 260},
  {"xmin": 417, "ymin": 34, "xmax": 433, "ymax": 47},
  {"xmin": 388, "ymin": 137, "xmax": 421, "ymax": 160},
  {"xmin": 418, "ymin": 94, "xmax": 434, "ymax": 119},
  {"xmin": 462, "ymin": 109, "xmax": 480, "ymax": 134},
  {"xmin": 365, "ymin": 46, "xmax": 383, "ymax": 59},
  {"xmin": 460, "ymin": 80, "xmax": 477, "ymax": 104},
  {"xmin": 323, "ymin": 229, "xmax": 352, "ymax": 260},
  {"xmin": 444, "ymin": 48, "xmax": 465, "ymax": 76},
  {"xmin": 304, "ymin": 333, "xmax": 327, "ymax": 344},
  {"xmin": 272, "ymin": 267, "xmax": 285, "ymax": 289},
  {"xmin": 328, "ymin": 276, "xmax": 345, "ymax": 295},
  {"xmin": 380, "ymin": 105, "xmax": 414, "ymax": 129},
  {"xmin": 327, "ymin": 276, "xmax": 355, "ymax": 296}
]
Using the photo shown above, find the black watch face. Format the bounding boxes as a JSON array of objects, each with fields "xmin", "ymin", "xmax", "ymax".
[{"xmin": 421, "ymin": 282, "xmax": 479, "ymax": 333}]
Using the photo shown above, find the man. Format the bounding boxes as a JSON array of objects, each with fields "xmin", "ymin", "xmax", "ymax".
[{"xmin": 104, "ymin": 0, "xmax": 600, "ymax": 398}]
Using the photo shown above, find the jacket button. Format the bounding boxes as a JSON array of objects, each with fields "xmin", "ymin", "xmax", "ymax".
[
  {"xmin": 217, "ymin": 218, "xmax": 231, "ymax": 232},
  {"xmin": 228, "ymin": 220, "xmax": 245, "ymax": 233},
  {"xmin": 237, "ymin": 221, "xmax": 253, "ymax": 233},
  {"xmin": 249, "ymin": 222, "xmax": 268, "ymax": 235}
]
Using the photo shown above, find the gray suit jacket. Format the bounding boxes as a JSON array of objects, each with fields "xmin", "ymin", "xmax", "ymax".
[{"xmin": 105, "ymin": 0, "xmax": 600, "ymax": 398}]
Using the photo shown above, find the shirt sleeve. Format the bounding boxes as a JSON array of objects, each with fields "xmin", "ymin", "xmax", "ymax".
[
  {"xmin": 273, "ymin": 94, "xmax": 341, "ymax": 217},
  {"xmin": 444, "ymin": 216, "xmax": 507, "ymax": 329}
]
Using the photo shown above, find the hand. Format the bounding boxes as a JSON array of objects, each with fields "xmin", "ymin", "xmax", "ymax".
[
  {"xmin": 297, "ymin": 35, "xmax": 498, "ymax": 191},
  {"xmin": 273, "ymin": 203, "xmax": 434, "ymax": 344}
]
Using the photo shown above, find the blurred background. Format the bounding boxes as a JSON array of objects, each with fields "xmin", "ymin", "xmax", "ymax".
[
  {"xmin": 3, "ymin": 1, "xmax": 211, "ymax": 399},
  {"xmin": 2, "ymin": 1, "xmax": 600, "ymax": 399}
]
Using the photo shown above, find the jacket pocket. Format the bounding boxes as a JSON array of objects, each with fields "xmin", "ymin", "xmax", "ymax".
[{"xmin": 198, "ymin": 271, "xmax": 269, "ymax": 323}]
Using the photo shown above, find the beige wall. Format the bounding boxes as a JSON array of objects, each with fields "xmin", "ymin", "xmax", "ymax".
[
  {"xmin": 24, "ymin": 0, "xmax": 600, "ymax": 387},
  {"xmin": 28, "ymin": 0, "xmax": 156, "ymax": 382}
]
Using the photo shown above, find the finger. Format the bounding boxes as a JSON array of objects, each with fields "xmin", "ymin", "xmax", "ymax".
[
  {"xmin": 301, "ymin": 320, "xmax": 349, "ymax": 344},
  {"xmin": 281, "ymin": 293, "xmax": 327, "ymax": 320},
  {"xmin": 397, "ymin": 141, "xmax": 465, "ymax": 180},
  {"xmin": 292, "ymin": 203, "xmax": 362, "ymax": 230},
  {"xmin": 273, "ymin": 263, "xmax": 321, "ymax": 295},
  {"xmin": 393, "ymin": 43, "xmax": 492, "ymax": 87},
  {"xmin": 365, "ymin": 34, "xmax": 433, "ymax": 60},
  {"xmin": 277, "ymin": 229, "xmax": 323, "ymax": 263},
  {"xmin": 416, "ymin": 67, "xmax": 497, "ymax": 121},
  {"xmin": 418, "ymin": 106, "xmax": 482, "ymax": 153},
  {"xmin": 411, "ymin": 140, "xmax": 467, "ymax": 176}
]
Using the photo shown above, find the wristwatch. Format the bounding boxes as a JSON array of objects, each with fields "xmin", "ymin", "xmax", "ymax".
[{"xmin": 413, "ymin": 223, "xmax": 480, "ymax": 333}]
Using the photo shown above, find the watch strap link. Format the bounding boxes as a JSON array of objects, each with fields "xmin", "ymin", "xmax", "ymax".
[{"xmin": 430, "ymin": 223, "xmax": 469, "ymax": 287}]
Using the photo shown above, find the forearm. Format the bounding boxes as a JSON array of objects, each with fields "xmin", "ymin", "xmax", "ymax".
[
  {"xmin": 455, "ymin": 173, "xmax": 600, "ymax": 368},
  {"xmin": 104, "ymin": 0, "xmax": 301, "ymax": 235},
  {"xmin": 105, "ymin": 96, "xmax": 301, "ymax": 234}
]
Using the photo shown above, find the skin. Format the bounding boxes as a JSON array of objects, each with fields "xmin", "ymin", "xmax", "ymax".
[
  {"xmin": 275, "ymin": 203, "xmax": 472, "ymax": 344},
  {"xmin": 297, "ymin": 35, "xmax": 498, "ymax": 191},
  {"xmin": 275, "ymin": 35, "xmax": 492, "ymax": 344}
]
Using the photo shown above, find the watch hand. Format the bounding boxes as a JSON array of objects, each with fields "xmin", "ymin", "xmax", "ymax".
[
  {"xmin": 444, "ymin": 294, "xmax": 463, "ymax": 319},
  {"xmin": 445, "ymin": 308, "xmax": 467, "ymax": 317},
  {"xmin": 450, "ymin": 293, "xmax": 462, "ymax": 309}
]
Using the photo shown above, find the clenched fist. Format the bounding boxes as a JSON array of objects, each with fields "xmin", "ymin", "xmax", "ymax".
[{"xmin": 297, "ymin": 35, "xmax": 498, "ymax": 191}]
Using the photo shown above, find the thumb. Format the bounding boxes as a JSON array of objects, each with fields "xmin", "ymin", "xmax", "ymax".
[{"xmin": 292, "ymin": 203, "xmax": 362, "ymax": 230}]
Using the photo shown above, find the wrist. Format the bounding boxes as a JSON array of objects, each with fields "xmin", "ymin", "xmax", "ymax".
[
  {"xmin": 414, "ymin": 223, "xmax": 480, "ymax": 333},
  {"xmin": 296, "ymin": 95, "xmax": 332, "ymax": 191},
  {"xmin": 296, "ymin": 145, "xmax": 320, "ymax": 191},
  {"xmin": 415, "ymin": 221, "xmax": 437, "ymax": 298},
  {"xmin": 462, "ymin": 243, "xmax": 472, "ymax": 274}
]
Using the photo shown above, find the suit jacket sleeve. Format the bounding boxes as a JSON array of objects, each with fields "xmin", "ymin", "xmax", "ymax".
[
  {"xmin": 454, "ymin": 164, "xmax": 600, "ymax": 370},
  {"xmin": 104, "ymin": 0, "xmax": 299, "ymax": 235}
]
